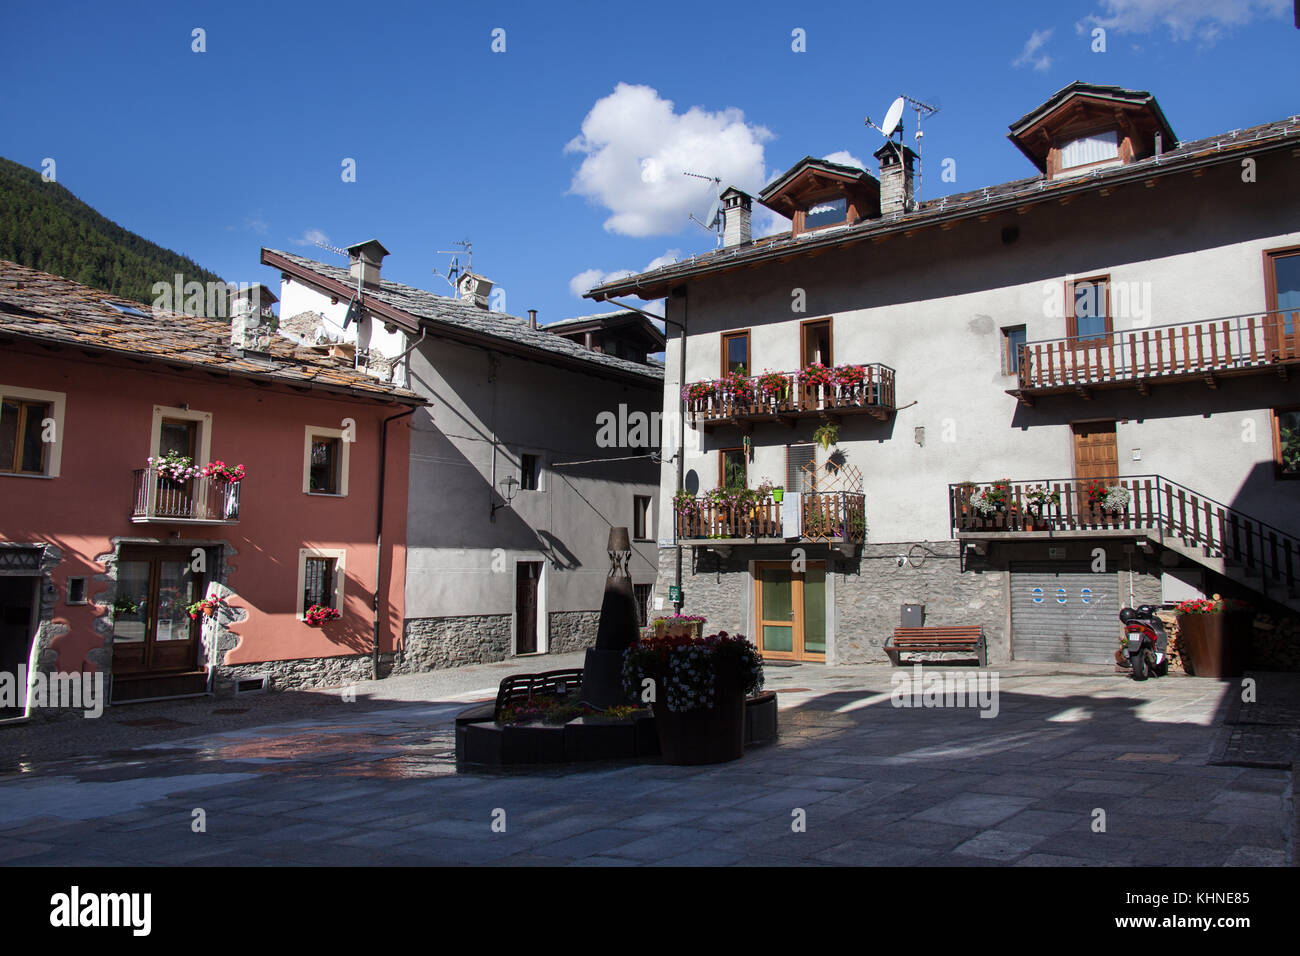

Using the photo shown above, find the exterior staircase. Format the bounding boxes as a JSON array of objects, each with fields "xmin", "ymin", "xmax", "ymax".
[{"xmin": 951, "ymin": 474, "xmax": 1300, "ymax": 612}]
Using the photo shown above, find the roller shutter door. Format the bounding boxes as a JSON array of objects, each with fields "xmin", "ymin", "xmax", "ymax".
[{"xmin": 1010, "ymin": 563, "xmax": 1119, "ymax": 664}]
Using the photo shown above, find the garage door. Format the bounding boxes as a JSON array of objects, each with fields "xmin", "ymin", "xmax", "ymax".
[{"xmin": 1010, "ymin": 564, "xmax": 1119, "ymax": 664}]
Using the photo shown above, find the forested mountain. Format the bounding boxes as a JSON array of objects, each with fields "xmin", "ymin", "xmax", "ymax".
[{"xmin": 0, "ymin": 156, "xmax": 225, "ymax": 304}]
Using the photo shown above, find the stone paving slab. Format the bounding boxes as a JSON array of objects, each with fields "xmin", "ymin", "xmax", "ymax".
[{"xmin": 0, "ymin": 661, "xmax": 1294, "ymax": 866}]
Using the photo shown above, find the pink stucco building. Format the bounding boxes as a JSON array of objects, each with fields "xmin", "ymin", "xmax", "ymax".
[{"xmin": 0, "ymin": 261, "xmax": 423, "ymax": 710}]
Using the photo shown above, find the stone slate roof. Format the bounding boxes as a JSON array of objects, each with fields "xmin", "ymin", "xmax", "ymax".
[
  {"xmin": 0, "ymin": 259, "xmax": 424, "ymax": 405},
  {"xmin": 267, "ymin": 250, "xmax": 663, "ymax": 384},
  {"xmin": 588, "ymin": 111, "xmax": 1300, "ymax": 299}
]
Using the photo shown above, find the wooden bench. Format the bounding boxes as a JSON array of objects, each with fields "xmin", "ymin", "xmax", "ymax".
[
  {"xmin": 494, "ymin": 668, "xmax": 584, "ymax": 718},
  {"xmin": 885, "ymin": 626, "xmax": 987, "ymax": 667}
]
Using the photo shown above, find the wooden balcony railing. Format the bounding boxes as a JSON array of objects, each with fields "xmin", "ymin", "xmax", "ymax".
[
  {"xmin": 1016, "ymin": 309, "xmax": 1300, "ymax": 398},
  {"xmin": 949, "ymin": 474, "xmax": 1298, "ymax": 598},
  {"xmin": 676, "ymin": 491, "xmax": 866, "ymax": 543},
  {"xmin": 132, "ymin": 468, "xmax": 241, "ymax": 524},
  {"xmin": 685, "ymin": 364, "xmax": 896, "ymax": 426}
]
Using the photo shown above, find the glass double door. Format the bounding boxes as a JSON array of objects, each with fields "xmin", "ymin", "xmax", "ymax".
[
  {"xmin": 754, "ymin": 562, "xmax": 826, "ymax": 661},
  {"xmin": 112, "ymin": 547, "xmax": 204, "ymax": 676}
]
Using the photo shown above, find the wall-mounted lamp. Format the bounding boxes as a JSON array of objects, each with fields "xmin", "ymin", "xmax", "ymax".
[{"xmin": 490, "ymin": 475, "xmax": 520, "ymax": 521}]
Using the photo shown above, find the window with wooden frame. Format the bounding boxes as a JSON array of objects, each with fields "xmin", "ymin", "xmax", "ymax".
[
  {"xmin": 303, "ymin": 426, "xmax": 350, "ymax": 496},
  {"xmin": 1066, "ymin": 276, "xmax": 1112, "ymax": 344},
  {"xmin": 721, "ymin": 330, "xmax": 750, "ymax": 376},
  {"xmin": 719, "ymin": 447, "xmax": 747, "ymax": 490},
  {"xmin": 1273, "ymin": 406, "xmax": 1300, "ymax": 480},
  {"xmin": 1264, "ymin": 245, "xmax": 1300, "ymax": 339},
  {"xmin": 1, "ymin": 385, "xmax": 65, "ymax": 477},
  {"xmin": 0, "ymin": 395, "xmax": 53, "ymax": 475},
  {"xmin": 633, "ymin": 494, "xmax": 652, "ymax": 540},
  {"xmin": 786, "ymin": 444, "xmax": 816, "ymax": 494},
  {"xmin": 298, "ymin": 548, "xmax": 345, "ymax": 617},
  {"xmin": 1002, "ymin": 325, "xmax": 1027, "ymax": 376}
]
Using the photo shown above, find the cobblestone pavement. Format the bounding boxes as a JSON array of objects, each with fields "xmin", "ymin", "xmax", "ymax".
[{"xmin": 0, "ymin": 662, "xmax": 1293, "ymax": 866}]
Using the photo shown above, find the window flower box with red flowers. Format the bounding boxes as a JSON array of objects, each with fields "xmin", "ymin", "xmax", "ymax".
[{"xmin": 305, "ymin": 604, "xmax": 341, "ymax": 627}]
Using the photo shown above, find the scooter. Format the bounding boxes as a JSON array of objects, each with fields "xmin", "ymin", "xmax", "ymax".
[{"xmin": 1117, "ymin": 605, "xmax": 1170, "ymax": 681}]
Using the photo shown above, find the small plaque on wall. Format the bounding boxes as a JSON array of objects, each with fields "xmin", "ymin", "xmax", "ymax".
[{"xmin": 1048, "ymin": 546, "xmax": 1066, "ymax": 560}]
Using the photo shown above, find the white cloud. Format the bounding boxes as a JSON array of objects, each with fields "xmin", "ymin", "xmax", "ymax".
[
  {"xmin": 569, "ymin": 250, "xmax": 682, "ymax": 298},
  {"xmin": 823, "ymin": 150, "xmax": 866, "ymax": 170},
  {"xmin": 565, "ymin": 83, "xmax": 774, "ymax": 237},
  {"xmin": 1012, "ymin": 29, "xmax": 1054, "ymax": 71},
  {"xmin": 1079, "ymin": 0, "xmax": 1288, "ymax": 42},
  {"xmin": 290, "ymin": 228, "xmax": 331, "ymax": 247}
]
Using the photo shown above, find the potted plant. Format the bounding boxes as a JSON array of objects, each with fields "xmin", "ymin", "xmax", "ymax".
[
  {"xmin": 772, "ymin": 485, "xmax": 785, "ymax": 503},
  {"xmin": 719, "ymin": 369, "xmax": 755, "ymax": 407},
  {"xmin": 813, "ymin": 421, "xmax": 839, "ymax": 450},
  {"xmin": 1085, "ymin": 480, "xmax": 1131, "ymax": 524},
  {"xmin": 1022, "ymin": 484, "xmax": 1059, "ymax": 530},
  {"xmin": 304, "ymin": 604, "xmax": 341, "ymax": 627},
  {"xmin": 186, "ymin": 597, "xmax": 220, "ymax": 620},
  {"xmin": 651, "ymin": 613, "xmax": 707, "ymax": 639},
  {"xmin": 833, "ymin": 363, "xmax": 867, "ymax": 401},
  {"xmin": 967, "ymin": 479, "xmax": 1012, "ymax": 528},
  {"xmin": 622, "ymin": 629, "xmax": 764, "ymax": 765},
  {"xmin": 1175, "ymin": 595, "xmax": 1253, "ymax": 678},
  {"xmin": 755, "ymin": 370, "xmax": 790, "ymax": 405}
]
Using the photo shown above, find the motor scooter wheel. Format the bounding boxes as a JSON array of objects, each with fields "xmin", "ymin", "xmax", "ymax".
[{"xmin": 1132, "ymin": 651, "xmax": 1149, "ymax": 681}]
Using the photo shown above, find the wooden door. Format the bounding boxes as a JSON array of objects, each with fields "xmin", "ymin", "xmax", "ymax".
[
  {"xmin": 111, "ymin": 547, "xmax": 203, "ymax": 676},
  {"xmin": 1265, "ymin": 248, "xmax": 1300, "ymax": 359},
  {"xmin": 1072, "ymin": 422, "xmax": 1118, "ymax": 520},
  {"xmin": 515, "ymin": 561, "xmax": 541, "ymax": 654},
  {"xmin": 0, "ymin": 576, "xmax": 38, "ymax": 716},
  {"xmin": 754, "ymin": 562, "xmax": 826, "ymax": 661},
  {"xmin": 800, "ymin": 319, "xmax": 833, "ymax": 408}
]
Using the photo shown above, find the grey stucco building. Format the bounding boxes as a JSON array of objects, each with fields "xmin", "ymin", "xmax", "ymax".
[
  {"xmin": 263, "ymin": 244, "xmax": 663, "ymax": 671},
  {"xmin": 586, "ymin": 82, "xmax": 1300, "ymax": 667}
]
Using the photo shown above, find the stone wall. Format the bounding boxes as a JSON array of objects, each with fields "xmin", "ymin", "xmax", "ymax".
[
  {"xmin": 656, "ymin": 537, "xmax": 1170, "ymax": 667},
  {"xmin": 549, "ymin": 610, "xmax": 599, "ymax": 654},
  {"xmin": 214, "ymin": 654, "xmax": 372, "ymax": 694},
  {"xmin": 392, "ymin": 614, "xmax": 513, "ymax": 674}
]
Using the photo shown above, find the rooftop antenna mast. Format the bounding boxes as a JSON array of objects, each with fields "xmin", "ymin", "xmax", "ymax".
[
  {"xmin": 434, "ymin": 239, "xmax": 472, "ymax": 292},
  {"xmin": 684, "ymin": 171, "xmax": 723, "ymax": 246},
  {"xmin": 903, "ymin": 95, "xmax": 939, "ymax": 204}
]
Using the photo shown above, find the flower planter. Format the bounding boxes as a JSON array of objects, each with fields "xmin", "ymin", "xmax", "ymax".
[
  {"xmin": 653, "ymin": 620, "xmax": 703, "ymax": 639},
  {"xmin": 1176, "ymin": 611, "xmax": 1253, "ymax": 678},
  {"xmin": 772, "ymin": 489, "xmax": 784, "ymax": 503},
  {"xmin": 652, "ymin": 670, "xmax": 745, "ymax": 765}
]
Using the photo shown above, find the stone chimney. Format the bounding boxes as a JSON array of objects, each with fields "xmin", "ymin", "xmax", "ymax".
[
  {"xmin": 721, "ymin": 187, "xmax": 752, "ymax": 247},
  {"xmin": 456, "ymin": 272, "xmax": 494, "ymax": 309},
  {"xmin": 346, "ymin": 239, "xmax": 390, "ymax": 289},
  {"xmin": 229, "ymin": 284, "xmax": 278, "ymax": 353},
  {"xmin": 873, "ymin": 142, "xmax": 918, "ymax": 217}
]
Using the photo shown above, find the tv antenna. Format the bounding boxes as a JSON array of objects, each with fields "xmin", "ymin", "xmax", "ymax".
[
  {"xmin": 434, "ymin": 239, "xmax": 472, "ymax": 291},
  {"xmin": 865, "ymin": 94, "xmax": 941, "ymax": 204},
  {"xmin": 684, "ymin": 171, "xmax": 723, "ymax": 245},
  {"xmin": 313, "ymin": 239, "xmax": 350, "ymax": 258}
]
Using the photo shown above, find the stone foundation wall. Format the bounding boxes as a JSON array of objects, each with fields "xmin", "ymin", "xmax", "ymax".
[
  {"xmin": 655, "ymin": 537, "xmax": 1168, "ymax": 666},
  {"xmin": 214, "ymin": 654, "xmax": 373, "ymax": 694},
  {"xmin": 549, "ymin": 610, "xmax": 599, "ymax": 654},
  {"xmin": 392, "ymin": 614, "xmax": 513, "ymax": 674}
]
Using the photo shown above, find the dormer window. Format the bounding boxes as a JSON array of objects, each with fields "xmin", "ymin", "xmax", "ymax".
[
  {"xmin": 805, "ymin": 197, "xmax": 848, "ymax": 230},
  {"xmin": 1060, "ymin": 129, "xmax": 1120, "ymax": 171}
]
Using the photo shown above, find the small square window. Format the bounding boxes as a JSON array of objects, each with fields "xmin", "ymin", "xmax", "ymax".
[
  {"xmin": 1002, "ymin": 326, "xmax": 1027, "ymax": 375},
  {"xmin": 633, "ymin": 495, "xmax": 652, "ymax": 540},
  {"xmin": 633, "ymin": 583, "xmax": 652, "ymax": 628},
  {"xmin": 309, "ymin": 436, "xmax": 342, "ymax": 494},
  {"xmin": 67, "ymin": 577, "xmax": 88, "ymax": 605},
  {"xmin": 520, "ymin": 453, "xmax": 540, "ymax": 491},
  {"xmin": 303, "ymin": 556, "xmax": 337, "ymax": 613}
]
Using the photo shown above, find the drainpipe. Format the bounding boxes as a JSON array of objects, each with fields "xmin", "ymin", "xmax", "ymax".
[
  {"xmin": 374, "ymin": 405, "xmax": 417, "ymax": 679},
  {"xmin": 671, "ymin": 286, "xmax": 688, "ymax": 612}
]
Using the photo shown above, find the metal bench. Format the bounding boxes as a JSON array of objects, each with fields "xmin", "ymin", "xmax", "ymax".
[{"xmin": 885, "ymin": 626, "xmax": 987, "ymax": 667}]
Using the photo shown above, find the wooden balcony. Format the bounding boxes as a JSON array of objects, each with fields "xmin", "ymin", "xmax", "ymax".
[
  {"xmin": 132, "ymin": 468, "xmax": 241, "ymax": 524},
  {"xmin": 685, "ymin": 364, "xmax": 896, "ymax": 428},
  {"xmin": 1013, "ymin": 309, "xmax": 1300, "ymax": 403},
  {"xmin": 949, "ymin": 475, "xmax": 1299, "ymax": 601},
  {"xmin": 676, "ymin": 491, "xmax": 866, "ymax": 544}
]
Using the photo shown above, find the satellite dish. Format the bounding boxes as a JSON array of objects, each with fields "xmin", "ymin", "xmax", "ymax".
[
  {"xmin": 881, "ymin": 97, "xmax": 905, "ymax": 138},
  {"xmin": 703, "ymin": 196, "xmax": 721, "ymax": 230}
]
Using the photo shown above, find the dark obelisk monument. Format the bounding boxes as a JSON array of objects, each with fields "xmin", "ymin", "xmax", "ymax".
[{"xmin": 580, "ymin": 527, "xmax": 641, "ymax": 708}]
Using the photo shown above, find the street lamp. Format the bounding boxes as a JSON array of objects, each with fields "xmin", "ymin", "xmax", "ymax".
[{"xmin": 491, "ymin": 475, "xmax": 519, "ymax": 521}]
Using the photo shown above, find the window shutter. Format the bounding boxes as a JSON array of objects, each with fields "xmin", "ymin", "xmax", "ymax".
[{"xmin": 787, "ymin": 444, "xmax": 816, "ymax": 493}]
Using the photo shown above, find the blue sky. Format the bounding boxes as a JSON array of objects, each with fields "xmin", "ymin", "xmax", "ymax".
[{"xmin": 1, "ymin": 0, "xmax": 1296, "ymax": 324}]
